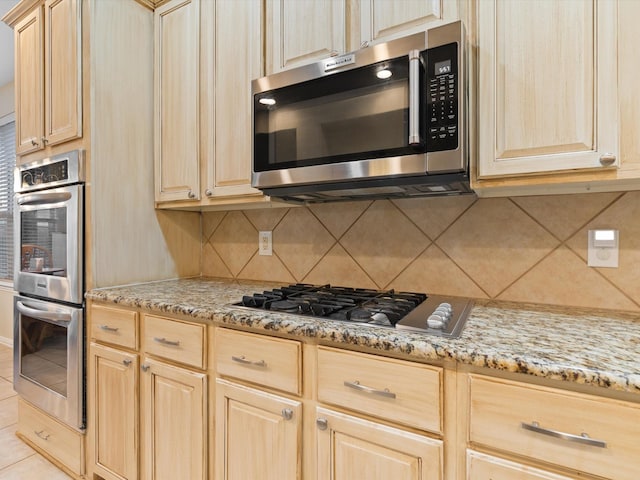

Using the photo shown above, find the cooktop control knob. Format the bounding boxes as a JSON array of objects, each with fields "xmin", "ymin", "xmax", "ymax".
[
  {"xmin": 427, "ymin": 315, "xmax": 445, "ymax": 329},
  {"xmin": 427, "ymin": 303, "xmax": 455, "ymax": 329}
]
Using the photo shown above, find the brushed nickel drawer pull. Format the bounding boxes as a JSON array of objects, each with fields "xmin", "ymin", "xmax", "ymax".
[
  {"xmin": 122, "ymin": 359, "xmax": 132, "ymax": 367},
  {"xmin": 282, "ymin": 408, "xmax": 293, "ymax": 421},
  {"xmin": 521, "ymin": 421, "xmax": 607, "ymax": 448},
  {"xmin": 231, "ymin": 355, "xmax": 267, "ymax": 367},
  {"xmin": 343, "ymin": 380, "xmax": 397, "ymax": 399},
  {"xmin": 316, "ymin": 418, "xmax": 328, "ymax": 430},
  {"xmin": 141, "ymin": 364, "xmax": 150, "ymax": 372},
  {"xmin": 153, "ymin": 337, "xmax": 180, "ymax": 347},
  {"xmin": 99, "ymin": 324, "xmax": 119, "ymax": 332},
  {"xmin": 34, "ymin": 430, "xmax": 50, "ymax": 440}
]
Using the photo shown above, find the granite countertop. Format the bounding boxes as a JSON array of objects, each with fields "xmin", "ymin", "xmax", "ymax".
[{"xmin": 86, "ymin": 277, "xmax": 640, "ymax": 396}]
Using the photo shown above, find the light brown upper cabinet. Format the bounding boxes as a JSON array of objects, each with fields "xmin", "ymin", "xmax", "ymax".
[
  {"xmin": 153, "ymin": 0, "xmax": 200, "ymax": 202},
  {"xmin": 14, "ymin": 0, "xmax": 81, "ymax": 156},
  {"xmin": 154, "ymin": 0, "xmax": 268, "ymax": 208},
  {"xmin": 266, "ymin": 0, "xmax": 460, "ymax": 75},
  {"xmin": 473, "ymin": 0, "xmax": 628, "ymax": 195}
]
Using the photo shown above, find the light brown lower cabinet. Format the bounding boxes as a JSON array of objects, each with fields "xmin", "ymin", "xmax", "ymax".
[
  {"xmin": 141, "ymin": 357, "xmax": 207, "ymax": 480},
  {"xmin": 467, "ymin": 451, "xmax": 575, "ymax": 480},
  {"xmin": 89, "ymin": 343, "xmax": 139, "ymax": 480},
  {"xmin": 215, "ymin": 378, "xmax": 302, "ymax": 480},
  {"xmin": 88, "ymin": 305, "xmax": 208, "ymax": 480},
  {"xmin": 316, "ymin": 407, "xmax": 443, "ymax": 480}
]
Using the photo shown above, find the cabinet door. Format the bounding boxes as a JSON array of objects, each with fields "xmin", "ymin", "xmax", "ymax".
[
  {"xmin": 44, "ymin": 0, "xmax": 82, "ymax": 148},
  {"xmin": 360, "ymin": 0, "xmax": 459, "ymax": 46},
  {"xmin": 467, "ymin": 451, "xmax": 575, "ymax": 480},
  {"xmin": 316, "ymin": 407, "xmax": 443, "ymax": 480},
  {"xmin": 266, "ymin": 0, "xmax": 347, "ymax": 74},
  {"xmin": 141, "ymin": 357, "xmax": 207, "ymax": 480},
  {"xmin": 14, "ymin": 7, "xmax": 44, "ymax": 155},
  {"xmin": 154, "ymin": 0, "xmax": 200, "ymax": 202},
  {"xmin": 215, "ymin": 378, "xmax": 301, "ymax": 480},
  {"xmin": 88, "ymin": 343, "xmax": 138, "ymax": 480},
  {"xmin": 206, "ymin": 0, "xmax": 264, "ymax": 198},
  {"xmin": 477, "ymin": 0, "xmax": 617, "ymax": 178}
]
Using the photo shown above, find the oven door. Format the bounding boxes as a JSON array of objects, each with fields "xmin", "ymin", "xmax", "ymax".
[
  {"xmin": 13, "ymin": 296, "xmax": 84, "ymax": 431},
  {"xmin": 14, "ymin": 184, "xmax": 83, "ymax": 305}
]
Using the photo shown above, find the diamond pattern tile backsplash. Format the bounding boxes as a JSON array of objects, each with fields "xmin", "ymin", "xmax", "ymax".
[{"xmin": 202, "ymin": 191, "xmax": 640, "ymax": 312}]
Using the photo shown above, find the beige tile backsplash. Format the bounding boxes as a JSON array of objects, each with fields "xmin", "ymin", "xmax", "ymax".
[{"xmin": 202, "ymin": 191, "xmax": 640, "ymax": 312}]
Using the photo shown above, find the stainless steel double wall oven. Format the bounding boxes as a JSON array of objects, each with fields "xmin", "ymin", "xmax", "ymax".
[{"xmin": 13, "ymin": 150, "xmax": 85, "ymax": 431}]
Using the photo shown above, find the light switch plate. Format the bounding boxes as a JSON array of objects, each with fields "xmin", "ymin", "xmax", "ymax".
[{"xmin": 587, "ymin": 229, "xmax": 618, "ymax": 268}]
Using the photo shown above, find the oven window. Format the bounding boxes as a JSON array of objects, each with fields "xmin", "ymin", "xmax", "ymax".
[
  {"xmin": 19, "ymin": 314, "xmax": 67, "ymax": 397},
  {"xmin": 20, "ymin": 207, "xmax": 67, "ymax": 276},
  {"xmin": 254, "ymin": 55, "xmax": 421, "ymax": 171}
]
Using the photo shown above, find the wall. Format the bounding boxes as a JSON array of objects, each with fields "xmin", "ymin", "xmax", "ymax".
[
  {"xmin": 0, "ymin": 81, "xmax": 13, "ymax": 343},
  {"xmin": 202, "ymin": 191, "xmax": 640, "ymax": 312},
  {"xmin": 0, "ymin": 82, "xmax": 13, "ymax": 119}
]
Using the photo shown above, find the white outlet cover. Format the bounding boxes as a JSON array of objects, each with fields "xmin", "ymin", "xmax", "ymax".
[
  {"xmin": 259, "ymin": 231, "xmax": 272, "ymax": 256},
  {"xmin": 587, "ymin": 229, "xmax": 618, "ymax": 268}
]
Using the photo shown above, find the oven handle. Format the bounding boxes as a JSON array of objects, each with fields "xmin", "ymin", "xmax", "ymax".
[
  {"xmin": 16, "ymin": 301, "xmax": 72, "ymax": 324},
  {"xmin": 408, "ymin": 49, "xmax": 422, "ymax": 145},
  {"xmin": 16, "ymin": 191, "xmax": 72, "ymax": 206}
]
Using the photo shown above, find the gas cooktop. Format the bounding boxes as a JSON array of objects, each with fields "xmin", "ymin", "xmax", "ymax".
[{"xmin": 234, "ymin": 284, "xmax": 473, "ymax": 338}]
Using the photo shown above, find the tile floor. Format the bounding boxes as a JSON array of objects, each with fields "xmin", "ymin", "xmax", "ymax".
[{"xmin": 0, "ymin": 344, "xmax": 72, "ymax": 479}]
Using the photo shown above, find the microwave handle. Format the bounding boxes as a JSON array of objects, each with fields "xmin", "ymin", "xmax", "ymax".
[
  {"xmin": 16, "ymin": 301, "xmax": 72, "ymax": 324},
  {"xmin": 408, "ymin": 49, "xmax": 422, "ymax": 145},
  {"xmin": 16, "ymin": 191, "xmax": 72, "ymax": 206}
]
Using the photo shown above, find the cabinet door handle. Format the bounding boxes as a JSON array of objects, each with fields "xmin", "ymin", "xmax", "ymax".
[
  {"xmin": 521, "ymin": 421, "xmax": 607, "ymax": 448},
  {"xmin": 231, "ymin": 355, "xmax": 267, "ymax": 367},
  {"xmin": 141, "ymin": 364, "xmax": 150, "ymax": 372},
  {"xmin": 34, "ymin": 430, "xmax": 50, "ymax": 440},
  {"xmin": 343, "ymin": 380, "xmax": 396, "ymax": 399},
  {"xmin": 153, "ymin": 337, "xmax": 180, "ymax": 347},
  {"xmin": 41, "ymin": 136, "xmax": 48, "ymax": 145},
  {"xmin": 30, "ymin": 138, "xmax": 39, "ymax": 147},
  {"xmin": 281, "ymin": 409, "xmax": 293, "ymax": 421},
  {"xmin": 187, "ymin": 190, "xmax": 196, "ymax": 199},
  {"xmin": 122, "ymin": 359, "xmax": 132, "ymax": 367},
  {"xmin": 316, "ymin": 418, "xmax": 328, "ymax": 430},
  {"xmin": 99, "ymin": 324, "xmax": 119, "ymax": 332}
]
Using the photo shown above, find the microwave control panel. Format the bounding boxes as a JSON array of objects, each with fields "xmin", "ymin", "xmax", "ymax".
[{"xmin": 425, "ymin": 42, "xmax": 459, "ymax": 152}]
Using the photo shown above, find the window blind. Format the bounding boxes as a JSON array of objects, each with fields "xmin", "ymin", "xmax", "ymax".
[{"xmin": 0, "ymin": 120, "xmax": 16, "ymax": 281}]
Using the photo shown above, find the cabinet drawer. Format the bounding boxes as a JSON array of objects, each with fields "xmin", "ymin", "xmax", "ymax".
[
  {"xmin": 215, "ymin": 328, "xmax": 301, "ymax": 395},
  {"xmin": 91, "ymin": 304, "xmax": 138, "ymax": 349},
  {"xmin": 317, "ymin": 346, "xmax": 442, "ymax": 433},
  {"xmin": 18, "ymin": 399, "xmax": 84, "ymax": 475},
  {"xmin": 467, "ymin": 451, "xmax": 574, "ymax": 480},
  {"xmin": 143, "ymin": 314, "xmax": 206, "ymax": 369},
  {"xmin": 469, "ymin": 375, "xmax": 640, "ymax": 480}
]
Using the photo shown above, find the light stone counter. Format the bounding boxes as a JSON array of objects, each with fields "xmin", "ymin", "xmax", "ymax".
[{"xmin": 86, "ymin": 277, "xmax": 640, "ymax": 396}]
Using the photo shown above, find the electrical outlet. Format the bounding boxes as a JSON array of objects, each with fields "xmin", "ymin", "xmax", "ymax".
[{"xmin": 259, "ymin": 231, "xmax": 272, "ymax": 256}]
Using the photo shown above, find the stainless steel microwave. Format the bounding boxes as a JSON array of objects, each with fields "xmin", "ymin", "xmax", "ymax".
[{"xmin": 252, "ymin": 21, "xmax": 471, "ymax": 204}]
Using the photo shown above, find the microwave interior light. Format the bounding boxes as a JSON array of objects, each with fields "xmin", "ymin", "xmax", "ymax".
[
  {"xmin": 376, "ymin": 69, "xmax": 392, "ymax": 79},
  {"xmin": 259, "ymin": 98, "xmax": 276, "ymax": 105}
]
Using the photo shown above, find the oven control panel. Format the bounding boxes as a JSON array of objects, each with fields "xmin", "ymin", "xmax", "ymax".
[
  {"xmin": 425, "ymin": 42, "xmax": 459, "ymax": 152},
  {"xmin": 19, "ymin": 160, "xmax": 69, "ymax": 189},
  {"xmin": 15, "ymin": 150, "xmax": 84, "ymax": 193}
]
